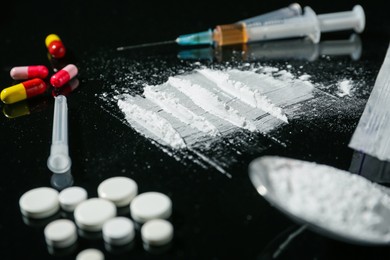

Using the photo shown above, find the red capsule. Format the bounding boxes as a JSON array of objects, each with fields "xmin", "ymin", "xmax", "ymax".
[
  {"xmin": 50, "ymin": 64, "xmax": 78, "ymax": 88},
  {"xmin": 45, "ymin": 34, "xmax": 66, "ymax": 58},
  {"xmin": 10, "ymin": 65, "xmax": 49, "ymax": 80}
]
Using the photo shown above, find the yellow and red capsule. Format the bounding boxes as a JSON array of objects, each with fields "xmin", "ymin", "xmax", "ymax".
[
  {"xmin": 45, "ymin": 34, "xmax": 66, "ymax": 59},
  {"xmin": 10, "ymin": 65, "xmax": 49, "ymax": 80},
  {"xmin": 1, "ymin": 78, "xmax": 47, "ymax": 104}
]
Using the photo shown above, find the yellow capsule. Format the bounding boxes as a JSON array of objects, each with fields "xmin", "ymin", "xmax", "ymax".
[
  {"xmin": 1, "ymin": 83, "xmax": 27, "ymax": 104},
  {"xmin": 45, "ymin": 34, "xmax": 61, "ymax": 47}
]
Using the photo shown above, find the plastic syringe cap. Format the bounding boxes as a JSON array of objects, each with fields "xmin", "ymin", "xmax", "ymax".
[
  {"xmin": 176, "ymin": 30, "xmax": 213, "ymax": 46},
  {"xmin": 304, "ymin": 7, "xmax": 321, "ymax": 44},
  {"xmin": 353, "ymin": 5, "xmax": 365, "ymax": 33},
  {"xmin": 47, "ymin": 153, "xmax": 71, "ymax": 174}
]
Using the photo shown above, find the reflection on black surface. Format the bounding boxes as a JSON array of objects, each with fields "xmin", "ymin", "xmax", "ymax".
[
  {"xmin": 258, "ymin": 225, "xmax": 311, "ymax": 260},
  {"xmin": 22, "ymin": 211, "xmax": 61, "ymax": 228},
  {"xmin": 78, "ymin": 228, "xmax": 103, "ymax": 240},
  {"xmin": 143, "ymin": 241, "xmax": 172, "ymax": 255},
  {"xmin": 116, "ymin": 205, "xmax": 130, "ymax": 216},
  {"xmin": 133, "ymin": 220, "xmax": 142, "ymax": 232},
  {"xmin": 47, "ymin": 242, "xmax": 78, "ymax": 257},
  {"xmin": 349, "ymin": 151, "xmax": 390, "ymax": 185},
  {"xmin": 104, "ymin": 240, "xmax": 135, "ymax": 255},
  {"xmin": 50, "ymin": 170, "xmax": 74, "ymax": 191},
  {"xmin": 51, "ymin": 78, "xmax": 80, "ymax": 97},
  {"xmin": 178, "ymin": 34, "xmax": 362, "ymax": 62},
  {"xmin": 2, "ymin": 97, "xmax": 49, "ymax": 119}
]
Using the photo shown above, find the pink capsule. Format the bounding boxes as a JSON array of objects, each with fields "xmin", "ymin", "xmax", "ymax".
[
  {"xmin": 50, "ymin": 64, "xmax": 78, "ymax": 88},
  {"xmin": 10, "ymin": 65, "xmax": 49, "ymax": 80}
]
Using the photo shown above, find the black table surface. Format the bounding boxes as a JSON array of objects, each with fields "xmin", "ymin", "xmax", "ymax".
[{"xmin": 1, "ymin": 0, "xmax": 390, "ymax": 259}]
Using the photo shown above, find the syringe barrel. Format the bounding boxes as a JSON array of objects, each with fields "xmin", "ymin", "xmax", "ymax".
[
  {"xmin": 239, "ymin": 3, "xmax": 302, "ymax": 25},
  {"xmin": 177, "ymin": 3, "xmax": 302, "ymax": 46},
  {"xmin": 318, "ymin": 5, "xmax": 365, "ymax": 33},
  {"xmin": 245, "ymin": 7, "xmax": 320, "ymax": 44}
]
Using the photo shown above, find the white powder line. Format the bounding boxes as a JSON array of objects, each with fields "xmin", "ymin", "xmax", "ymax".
[
  {"xmin": 152, "ymin": 83, "xmax": 239, "ymax": 136},
  {"xmin": 143, "ymin": 85, "xmax": 220, "ymax": 136},
  {"xmin": 168, "ymin": 77, "xmax": 257, "ymax": 132},
  {"xmin": 118, "ymin": 95, "xmax": 186, "ymax": 149},
  {"xmin": 228, "ymin": 69, "xmax": 315, "ymax": 107},
  {"xmin": 197, "ymin": 69, "xmax": 288, "ymax": 123}
]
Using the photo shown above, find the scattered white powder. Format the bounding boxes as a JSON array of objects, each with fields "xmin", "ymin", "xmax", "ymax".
[
  {"xmin": 337, "ymin": 79, "xmax": 354, "ymax": 97},
  {"xmin": 298, "ymin": 74, "xmax": 311, "ymax": 81},
  {"xmin": 256, "ymin": 156, "xmax": 390, "ymax": 243}
]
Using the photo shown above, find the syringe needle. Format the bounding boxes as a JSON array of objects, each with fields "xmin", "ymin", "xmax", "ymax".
[
  {"xmin": 116, "ymin": 40, "xmax": 177, "ymax": 51},
  {"xmin": 47, "ymin": 95, "xmax": 71, "ymax": 174}
]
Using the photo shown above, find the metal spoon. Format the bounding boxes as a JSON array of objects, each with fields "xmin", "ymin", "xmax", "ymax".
[{"xmin": 249, "ymin": 155, "xmax": 390, "ymax": 246}]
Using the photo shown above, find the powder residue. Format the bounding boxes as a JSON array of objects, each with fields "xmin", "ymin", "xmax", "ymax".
[
  {"xmin": 337, "ymin": 79, "xmax": 354, "ymax": 97},
  {"xmin": 258, "ymin": 156, "xmax": 390, "ymax": 243}
]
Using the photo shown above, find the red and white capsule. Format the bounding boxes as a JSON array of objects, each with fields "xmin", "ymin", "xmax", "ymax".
[
  {"xmin": 10, "ymin": 65, "xmax": 49, "ymax": 80},
  {"xmin": 50, "ymin": 64, "xmax": 78, "ymax": 88}
]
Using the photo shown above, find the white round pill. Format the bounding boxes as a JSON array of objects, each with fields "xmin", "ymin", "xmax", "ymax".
[
  {"xmin": 76, "ymin": 248, "xmax": 104, "ymax": 260},
  {"xmin": 98, "ymin": 176, "xmax": 138, "ymax": 207},
  {"xmin": 74, "ymin": 198, "xmax": 116, "ymax": 231},
  {"xmin": 19, "ymin": 187, "xmax": 60, "ymax": 219},
  {"xmin": 44, "ymin": 219, "xmax": 77, "ymax": 248},
  {"xmin": 59, "ymin": 186, "xmax": 88, "ymax": 212},
  {"xmin": 102, "ymin": 217, "xmax": 135, "ymax": 246},
  {"xmin": 130, "ymin": 192, "xmax": 172, "ymax": 223},
  {"xmin": 141, "ymin": 219, "xmax": 173, "ymax": 246}
]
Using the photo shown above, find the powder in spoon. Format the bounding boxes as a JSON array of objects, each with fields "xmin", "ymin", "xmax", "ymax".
[{"xmin": 257, "ymin": 156, "xmax": 390, "ymax": 244}]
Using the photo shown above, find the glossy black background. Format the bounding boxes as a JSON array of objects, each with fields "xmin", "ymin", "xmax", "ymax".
[{"xmin": 0, "ymin": 0, "xmax": 390, "ymax": 259}]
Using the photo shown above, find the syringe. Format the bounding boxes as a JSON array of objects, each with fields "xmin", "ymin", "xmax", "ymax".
[
  {"xmin": 117, "ymin": 5, "xmax": 365, "ymax": 50},
  {"xmin": 116, "ymin": 3, "xmax": 302, "ymax": 51},
  {"xmin": 205, "ymin": 5, "xmax": 364, "ymax": 46},
  {"xmin": 47, "ymin": 95, "xmax": 71, "ymax": 174}
]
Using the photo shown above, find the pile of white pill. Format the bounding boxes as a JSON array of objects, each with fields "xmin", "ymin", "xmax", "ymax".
[{"xmin": 19, "ymin": 176, "xmax": 174, "ymax": 259}]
